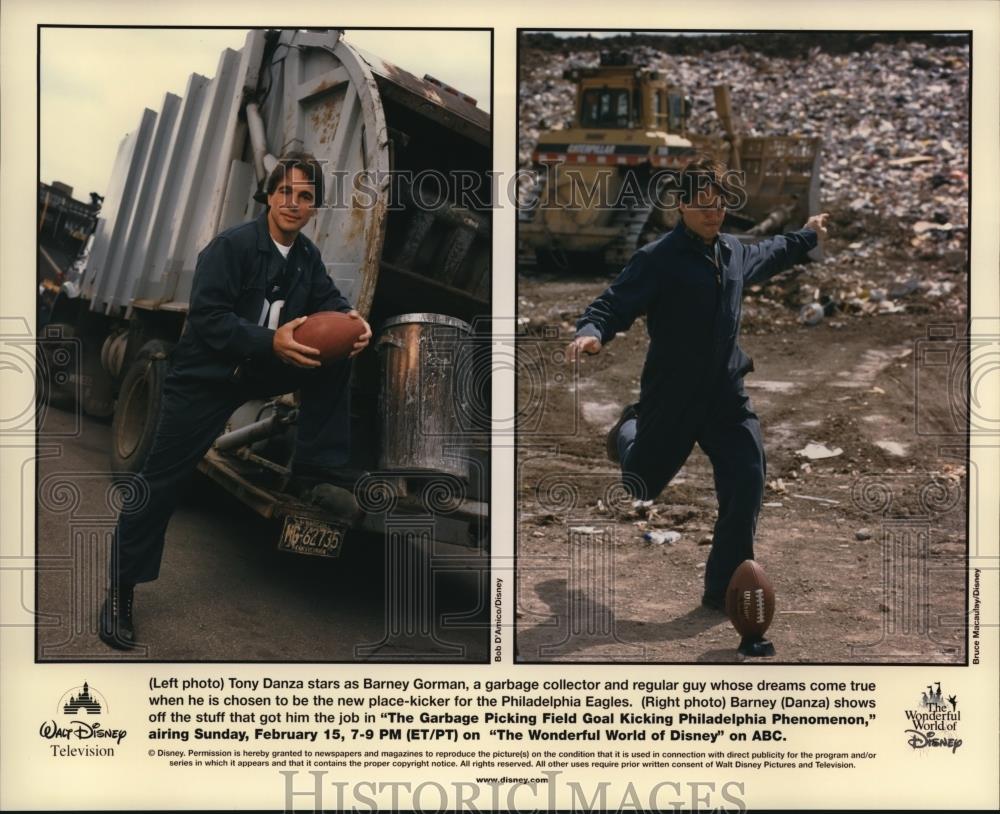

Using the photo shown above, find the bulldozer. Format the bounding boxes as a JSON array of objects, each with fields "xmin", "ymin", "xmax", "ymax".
[{"xmin": 518, "ymin": 50, "xmax": 822, "ymax": 271}]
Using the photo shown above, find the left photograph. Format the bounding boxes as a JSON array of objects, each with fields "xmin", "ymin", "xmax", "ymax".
[{"xmin": 36, "ymin": 27, "xmax": 492, "ymax": 662}]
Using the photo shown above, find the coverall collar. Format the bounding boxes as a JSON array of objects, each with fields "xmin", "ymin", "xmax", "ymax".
[
  {"xmin": 254, "ymin": 209, "xmax": 302, "ymax": 256},
  {"xmin": 681, "ymin": 221, "xmax": 717, "ymax": 248},
  {"xmin": 254, "ymin": 210, "xmax": 308, "ymax": 294},
  {"xmin": 676, "ymin": 220, "xmax": 731, "ymax": 269}
]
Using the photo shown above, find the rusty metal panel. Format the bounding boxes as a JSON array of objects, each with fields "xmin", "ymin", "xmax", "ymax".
[
  {"xmin": 260, "ymin": 30, "xmax": 391, "ymax": 312},
  {"xmin": 360, "ymin": 49, "xmax": 490, "ymax": 146}
]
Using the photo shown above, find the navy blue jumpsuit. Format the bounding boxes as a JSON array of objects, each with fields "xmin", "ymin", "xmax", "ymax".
[
  {"xmin": 576, "ymin": 220, "xmax": 818, "ymax": 599},
  {"xmin": 111, "ymin": 211, "xmax": 354, "ymax": 585}
]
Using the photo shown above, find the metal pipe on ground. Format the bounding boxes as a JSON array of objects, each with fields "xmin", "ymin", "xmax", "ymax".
[{"xmin": 214, "ymin": 415, "xmax": 282, "ymax": 452}]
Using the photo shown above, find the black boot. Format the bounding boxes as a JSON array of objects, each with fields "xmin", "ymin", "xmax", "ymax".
[{"xmin": 99, "ymin": 583, "xmax": 136, "ymax": 650}]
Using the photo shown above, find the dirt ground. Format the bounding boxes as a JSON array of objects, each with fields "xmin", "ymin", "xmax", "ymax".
[{"xmin": 515, "ymin": 257, "xmax": 969, "ymax": 664}]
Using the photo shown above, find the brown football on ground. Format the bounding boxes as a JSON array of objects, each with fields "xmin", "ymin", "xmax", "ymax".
[
  {"xmin": 725, "ymin": 559, "xmax": 776, "ymax": 638},
  {"xmin": 292, "ymin": 311, "xmax": 364, "ymax": 362}
]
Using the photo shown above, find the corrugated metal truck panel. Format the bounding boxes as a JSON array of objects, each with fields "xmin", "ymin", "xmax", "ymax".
[
  {"xmin": 105, "ymin": 93, "xmax": 181, "ymax": 311},
  {"xmin": 85, "ymin": 114, "xmax": 154, "ymax": 309},
  {"xmin": 164, "ymin": 46, "xmax": 249, "ymax": 307},
  {"xmin": 85, "ymin": 43, "xmax": 250, "ymax": 314},
  {"xmin": 84, "ymin": 29, "xmax": 489, "ymax": 323},
  {"xmin": 130, "ymin": 75, "xmax": 210, "ymax": 308}
]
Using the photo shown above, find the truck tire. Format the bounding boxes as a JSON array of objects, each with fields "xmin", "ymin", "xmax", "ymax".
[
  {"xmin": 79, "ymin": 341, "xmax": 117, "ymax": 419},
  {"xmin": 110, "ymin": 340, "xmax": 171, "ymax": 475}
]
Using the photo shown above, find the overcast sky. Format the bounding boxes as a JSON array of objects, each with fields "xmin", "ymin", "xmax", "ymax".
[{"xmin": 40, "ymin": 28, "xmax": 491, "ymax": 198}]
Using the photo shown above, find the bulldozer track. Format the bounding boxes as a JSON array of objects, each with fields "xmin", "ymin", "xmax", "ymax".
[{"xmin": 603, "ymin": 201, "xmax": 653, "ymax": 269}]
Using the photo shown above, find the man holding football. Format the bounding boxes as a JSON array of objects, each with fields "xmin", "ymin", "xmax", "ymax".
[
  {"xmin": 566, "ymin": 156, "xmax": 829, "ymax": 612},
  {"xmin": 101, "ymin": 153, "xmax": 372, "ymax": 649}
]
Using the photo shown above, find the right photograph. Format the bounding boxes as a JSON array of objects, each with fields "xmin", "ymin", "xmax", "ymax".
[{"xmin": 515, "ymin": 29, "xmax": 971, "ymax": 664}]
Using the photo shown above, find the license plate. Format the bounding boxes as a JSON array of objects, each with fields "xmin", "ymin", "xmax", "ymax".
[{"xmin": 278, "ymin": 515, "xmax": 346, "ymax": 558}]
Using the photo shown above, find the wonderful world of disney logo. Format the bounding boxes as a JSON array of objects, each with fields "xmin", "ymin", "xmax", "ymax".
[
  {"xmin": 904, "ymin": 729, "xmax": 962, "ymax": 753},
  {"xmin": 903, "ymin": 682, "xmax": 962, "ymax": 754},
  {"xmin": 39, "ymin": 720, "xmax": 127, "ymax": 745}
]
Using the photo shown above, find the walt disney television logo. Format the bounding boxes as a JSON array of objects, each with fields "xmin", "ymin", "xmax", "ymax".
[
  {"xmin": 903, "ymin": 681, "xmax": 962, "ymax": 753},
  {"xmin": 62, "ymin": 681, "xmax": 103, "ymax": 714},
  {"xmin": 39, "ymin": 682, "xmax": 128, "ymax": 757}
]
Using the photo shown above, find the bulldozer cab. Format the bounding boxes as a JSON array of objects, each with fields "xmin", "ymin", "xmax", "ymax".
[{"xmin": 569, "ymin": 52, "xmax": 691, "ymax": 133}]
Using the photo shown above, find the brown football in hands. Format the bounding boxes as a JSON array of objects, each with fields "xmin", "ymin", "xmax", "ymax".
[
  {"xmin": 725, "ymin": 560, "xmax": 776, "ymax": 638},
  {"xmin": 292, "ymin": 311, "xmax": 365, "ymax": 362}
]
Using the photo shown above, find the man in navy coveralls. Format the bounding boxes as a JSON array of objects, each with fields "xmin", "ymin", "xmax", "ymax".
[
  {"xmin": 567, "ymin": 156, "xmax": 829, "ymax": 611},
  {"xmin": 100, "ymin": 153, "xmax": 372, "ymax": 649}
]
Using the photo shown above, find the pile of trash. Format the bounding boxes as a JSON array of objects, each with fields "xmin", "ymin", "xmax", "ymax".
[
  {"xmin": 740, "ymin": 254, "xmax": 961, "ymax": 333},
  {"xmin": 519, "ymin": 35, "xmax": 969, "ymax": 321}
]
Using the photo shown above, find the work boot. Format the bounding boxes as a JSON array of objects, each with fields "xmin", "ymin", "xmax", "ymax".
[
  {"xmin": 99, "ymin": 583, "xmax": 136, "ymax": 650},
  {"xmin": 606, "ymin": 403, "xmax": 638, "ymax": 464}
]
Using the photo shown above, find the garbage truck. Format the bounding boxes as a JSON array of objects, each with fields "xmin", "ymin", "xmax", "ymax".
[
  {"xmin": 40, "ymin": 28, "xmax": 490, "ymax": 557},
  {"xmin": 518, "ymin": 49, "xmax": 822, "ymax": 271}
]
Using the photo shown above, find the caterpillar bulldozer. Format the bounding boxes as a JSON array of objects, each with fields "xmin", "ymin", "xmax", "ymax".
[{"xmin": 518, "ymin": 50, "xmax": 822, "ymax": 271}]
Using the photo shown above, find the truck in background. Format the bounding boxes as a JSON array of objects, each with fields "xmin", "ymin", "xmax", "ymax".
[{"xmin": 40, "ymin": 29, "xmax": 491, "ymax": 558}]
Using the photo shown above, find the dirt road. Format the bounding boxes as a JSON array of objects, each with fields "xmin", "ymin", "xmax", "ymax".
[{"xmin": 515, "ymin": 270, "xmax": 968, "ymax": 664}]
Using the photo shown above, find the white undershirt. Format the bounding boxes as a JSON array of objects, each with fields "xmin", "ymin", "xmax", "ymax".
[
  {"xmin": 261, "ymin": 239, "xmax": 291, "ymax": 328},
  {"xmin": 272, "ymin": 238, "xmax": 292, "ymax": 258}
]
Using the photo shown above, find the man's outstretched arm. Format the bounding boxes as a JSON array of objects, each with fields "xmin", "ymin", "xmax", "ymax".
[
  {"xmin": 741, "ymin": 213, "xmax": 829, "ymax": 286},
  {"xmin": 567, "ymin": 251, "xmax": 659, "ymax": 360}
]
